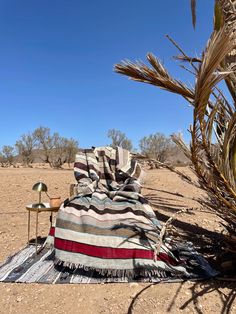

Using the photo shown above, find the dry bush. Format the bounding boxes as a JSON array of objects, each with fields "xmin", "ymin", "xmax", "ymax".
[
  {"xmin": 0, "ymin": 145, "xmax": 15, "ymax": 167},
  {"xmin": 33, "ymin": 126, "xmax": 79, "ymax": 168},
  {"xmin": 1, "ymin": 126, "xmax": 79, "ymax": 168},
  {"xmin": 108, "ymin": 129, "xmax": 133, "ymax": 151},
  {"xmin": 15, "ymin": 133, "xmax": 36, "ymax": 167},
  {"xmin": 139, "ymin": 132, "xmax": 180, "ymax": 163}
]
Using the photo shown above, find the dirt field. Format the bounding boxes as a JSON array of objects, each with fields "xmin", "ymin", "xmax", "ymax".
[{"xmin": 0, "ymin": 167, "xmax": 235, "ymax": 314}]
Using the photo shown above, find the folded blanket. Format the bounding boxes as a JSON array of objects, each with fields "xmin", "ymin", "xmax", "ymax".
[{"xmin": 53, "ymin": 147, "xmax": 215, "ymax": 279}]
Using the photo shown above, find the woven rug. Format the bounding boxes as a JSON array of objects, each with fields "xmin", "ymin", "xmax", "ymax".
[{"xmin": 0, "ymin": 244, "xmax": 217, "ymax": 284}]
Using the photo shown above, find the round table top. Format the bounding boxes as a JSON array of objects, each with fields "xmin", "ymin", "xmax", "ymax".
[{"xmin": 26, "ymin": 202, "xmax": 60, "ymax": 212}]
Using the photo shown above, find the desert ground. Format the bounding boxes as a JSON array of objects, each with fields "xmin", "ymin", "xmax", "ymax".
[{"xmin": 0, "ymin": 166, "xmax": 235, "ymax": 314}]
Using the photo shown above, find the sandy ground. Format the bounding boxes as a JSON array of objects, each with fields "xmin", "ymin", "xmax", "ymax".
[{"xmin": 0, "ymin": 167, "xmax": 235, "ymax": 314}]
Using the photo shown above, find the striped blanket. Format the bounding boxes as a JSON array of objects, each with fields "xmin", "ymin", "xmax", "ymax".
[{"xmin": 53, "ymin": 147, "xmax": 214, "ymax": 279}]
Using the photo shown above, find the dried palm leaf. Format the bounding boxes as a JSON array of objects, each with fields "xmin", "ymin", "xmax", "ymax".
[
  {"xmin": 190, "ymin": 25, "xmax": 236, "ymax": 206},
  {"xmin": 214, "ymin": 1, "xmax": 224, "ymax": 31},
  {"xmin": 115, "ymin": 54, "xmax": 195, "ymax": 102},
  {"xmin": 231, "ymin": 135, "xmax": 236, "ymax": 181},
  {"xmin": 174, "ymin": 55, "xmax": 201, "ymax": 63},
  {"xmin": 205, "ymin": 100, "xmax": 220, "ymax": 145},
  {"xmin": 222, "ymin": 113, "xmax": 236, "ymax": 180},
  {"xmin": 171, "ymin": 133, "xmax": 192, "ymax": 160},
  {"xmin": 190, "ymin": 0, "xmax": 197, "ymax": 29},
  {"xmin": 217, "ymin": 0, "xmax": 236, "ymax": 103},
  {"xmin": 194, "ymin": 27, "xmax": 234, "ymax": 123}
]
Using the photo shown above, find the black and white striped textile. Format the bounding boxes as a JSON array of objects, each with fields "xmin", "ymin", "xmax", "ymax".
[{"xmin": 0, "ymin": 244, "xmax": 217, "ymax": 284}]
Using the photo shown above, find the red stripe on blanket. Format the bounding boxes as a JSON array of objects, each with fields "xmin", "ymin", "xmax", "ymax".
[
  {"xmin": 49, "ymin": 227, "xmax": 55, "ymax": 237},
  {"xmin": 54, "ymin": 238, "xmax": 178, "ymax": 265}
]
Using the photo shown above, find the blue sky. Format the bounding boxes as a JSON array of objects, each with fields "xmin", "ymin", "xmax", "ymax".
[{"xmin": 0, "ymin": 0, "xmax": 215, "ymax": 150}]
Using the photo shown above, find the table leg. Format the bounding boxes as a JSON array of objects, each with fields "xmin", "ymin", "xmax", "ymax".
[
  {"xmin": 50, "ymin": 212, "xmax": 53, "ymax": 227},
  {"xmin": 27, "ymin": 210, "xmax": 30, "ymax": 245},
  {"xmin": 35, "ymin": 210, "xmax": 39, "ymax": 254}
]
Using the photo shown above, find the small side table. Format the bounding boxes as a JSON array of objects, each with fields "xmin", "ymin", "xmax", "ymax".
[{"xmin": 26, "ymin": 202, "xmax": 60, "ymax": 254}]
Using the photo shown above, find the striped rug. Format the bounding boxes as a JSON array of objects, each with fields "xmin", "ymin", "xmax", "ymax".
[{"xmin": 0, "ymin": 244, "xmax": 217, "ymax": 284}]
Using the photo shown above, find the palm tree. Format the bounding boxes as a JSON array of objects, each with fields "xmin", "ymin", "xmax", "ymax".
[
  {"xmin": 191, "ymin": 0, "xmax": 236, "ymax": 99},
  {"xmin": 115, "ymin": 0, "xmax": 236, "ymax": 260},
  {"xmin": 217, "ymin": 0, "xmax": 236, "ymax": 102}
]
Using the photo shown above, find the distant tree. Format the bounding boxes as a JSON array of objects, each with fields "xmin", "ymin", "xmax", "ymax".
[
  {"xmin": 49, "ymin": 134, "xmax": 67, "ymax": 168},
  {"xmin": 33, "ymin": 126, "xmax": 55, "ymax": 164},
  {"xmin": 46, "ymin": 135, "xmax": 79, "ymax": 169},
  {"xmin": 64, "ymin": 138, "xmax": 79, "ymax": 168},
  {"xmin": 0, "ymin": 145, "xmax": 15, "ymax": 167},
  {"xmin": 139, "ymin": 132, "xmax": 176, "ymax": 163},
  {"xmin": 15, "ymin": 133, "xmax": 36, "ymax": 166},
  {"xmin": 107, "ymin": 129, "xmax": 133, "ymax": 151},
  {"xmin": 33, "ymin": 126, "xmax": 79, "ymax": 168}
]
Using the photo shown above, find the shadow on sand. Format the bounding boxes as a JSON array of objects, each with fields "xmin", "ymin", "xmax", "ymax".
[
  {"xmin": 144, "ymin": 189, "xmax": 223, "ymax": 258},
  {"xmin": 126, "ymin": 187, "xmax": 236, "ymax": 313},
  {"xmin": 127, "ymin": 280, "xmax": 236, "ymax": 314}
]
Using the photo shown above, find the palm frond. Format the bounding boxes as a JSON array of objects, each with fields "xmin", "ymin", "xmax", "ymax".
[
  {"xmin": 190, "ymin": 0, "xmax": 197, "ymax": 29},
  {"xmin": 222, "ymin": 112, "xmax": 236, "ymax": 185},
  {"xmin": 173, "ymin": 55, "xmax": 201, "ymax": 63},
  {"xmin": 115, "ymin": 53, "xmax": 194, "ymax": 102},
  {"xmin": 171, "ymin": 133, "xmax": 191, "ymax": 160},
  {"xmin": 218, "ymin": 0, "xmax": 236, "ymax": 103},
  {"xmin": 194, "ymin": 27, "xmax": 234, "ymax": 123},
  {"xmin": 214, "ymin": 1, "xmax": 224, "ymax": 31}
]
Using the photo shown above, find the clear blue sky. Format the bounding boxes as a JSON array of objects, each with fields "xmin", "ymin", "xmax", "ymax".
[{"xmin": 0, "ymin": 0, "xmax": 215, "ymax": 150}]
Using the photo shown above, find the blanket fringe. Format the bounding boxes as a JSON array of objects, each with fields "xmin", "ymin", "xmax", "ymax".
[{"xmin": 54, "ymin": 258, "xmax": 172, "ymax": 279}]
